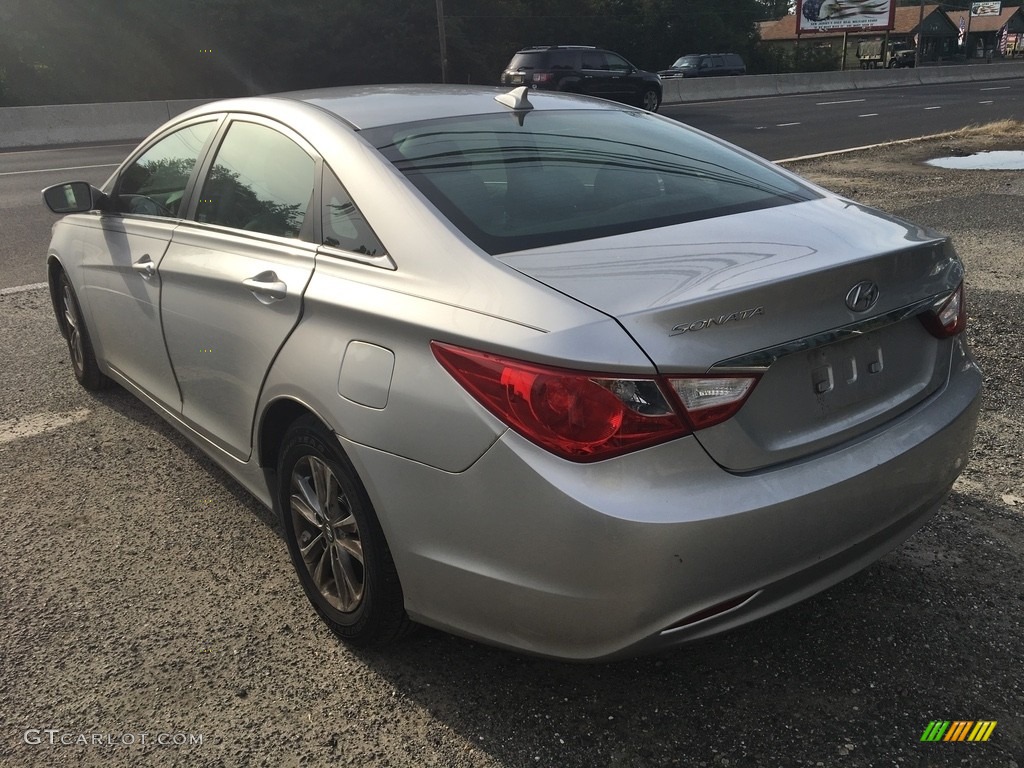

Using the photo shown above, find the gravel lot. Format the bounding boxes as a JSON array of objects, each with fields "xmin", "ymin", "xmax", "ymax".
[{"xmin": 1, "ymin": 126, "xmax": 1022, "ymax": 767}]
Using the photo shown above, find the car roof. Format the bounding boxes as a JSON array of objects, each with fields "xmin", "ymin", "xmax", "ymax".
[{"xmin": 182, "ymin": 85, "xmax": 621, "ymax": 132}]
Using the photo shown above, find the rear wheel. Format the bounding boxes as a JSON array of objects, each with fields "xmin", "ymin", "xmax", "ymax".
[
  {"xmin": 56, "ymin": 271, "xmax": 109, "ymax": 391},
  {"xmin": 641, "ymin": 88, "xmax": 660, "ymax": 112},
  {"xmin": 276, "ymin": 415, "xmax": 411, "ymax": 647}
]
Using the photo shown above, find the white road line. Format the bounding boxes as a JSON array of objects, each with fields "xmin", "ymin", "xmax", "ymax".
[
  {"xmin": 859, "ymin": 113, "xmax": 879, "ymax": 118},
  {"xmin": 0, "ymin": 142, "xmax": 136, "ymax": 156},
  {"xmin": 979, "ymin": 86, "xmax": 1010, "ymax": 91},
  {"xmin": 777, "ymin": 122, "xmax": 801, "ymax": 127},
  {"xmin": 924, "ymin": 106, "xmax": 942, "ymax": 111},
  {"xmin": 0, "ymin": 409, "xmax": 92, "ymax": 445},
  {"xmin": 0, "ymin": 282, "xmax": 48, "ymax": 296},
  {"xmin": 817, "ymin": 99, "xmax": 866, "ymax": 105},
  {"xmin": 0, "ymin": 163, "xmax": 117, "ymax": 177},
  {"xmin": 979, "ymin": 100, "xmax": 995, "ymax": 105}
]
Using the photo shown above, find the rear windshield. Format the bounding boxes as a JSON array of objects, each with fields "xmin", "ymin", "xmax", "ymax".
[{"xmin": 364, "ymin": 110, "xmax": 818, "ymax": 255}]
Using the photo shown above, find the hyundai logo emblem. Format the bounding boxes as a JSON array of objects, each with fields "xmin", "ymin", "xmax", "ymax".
[{"xmin": 846, "ymin": 281, "xmax": 879, "ymax": 313}]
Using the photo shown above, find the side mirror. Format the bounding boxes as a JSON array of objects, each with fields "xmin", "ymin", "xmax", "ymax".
[{"xmin": 41, "ymin": 182, "xmax": 107, "ymax": 214}]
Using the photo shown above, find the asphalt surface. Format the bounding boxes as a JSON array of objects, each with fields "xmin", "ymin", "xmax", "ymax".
[
  {"xmin": 662, "ymin": 76, "xmax": 1024, "ymax": 160},
  {"xmin": 1, "ymin": 128, "xmax": 1023, "ymax": 766}
]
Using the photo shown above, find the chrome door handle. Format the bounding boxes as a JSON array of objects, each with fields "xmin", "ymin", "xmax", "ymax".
[
  {"xmin": 131, "ymin": 255, "xmax": 156, "ymax": 279},
  {"xmin": 242, "ymin": 271, "xmax": 287, "ymax": 303}
]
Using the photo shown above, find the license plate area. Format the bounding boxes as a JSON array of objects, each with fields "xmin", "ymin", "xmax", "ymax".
[{"xmin": 694, "ymin": 317, "xmax": 948, "ymax": 471}]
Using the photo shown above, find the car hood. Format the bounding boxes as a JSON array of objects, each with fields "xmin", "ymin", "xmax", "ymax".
[{"xmin": 494, "ymin": 196, "xmax": 962, "ymax": 371}]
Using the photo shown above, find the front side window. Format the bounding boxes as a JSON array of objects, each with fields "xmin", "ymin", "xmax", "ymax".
[
  {"xmin": 195, "ymin": 121, "xmax": 315, "ymax": 239},
  {"xmin": 366, "ymin": 110, "xmax": 819, "ymax": 255},
  {"xmin": 605, "ymin": 53, "xmax": 632, "ymax": 73},
  {"xmin": 580, "ymin": 50, "xmax": 608, "ymax": 70},
  {"xmin": 116, "ymin": 121, "xmax": 215, "ymax": 217}
]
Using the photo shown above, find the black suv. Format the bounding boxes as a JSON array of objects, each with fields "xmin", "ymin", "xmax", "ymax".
[
  {"xmin": 500, "ymin": 46, "xmax": 662, "ymax": 112},
  {"xmin": 658, "ymin": 53, "xmax": 746, "ymax": 79}
]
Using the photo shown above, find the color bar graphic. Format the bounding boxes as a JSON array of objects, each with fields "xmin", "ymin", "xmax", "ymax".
[{"xmin": 920, "ymin": 720, "xmax": 996, "ymax": 742}]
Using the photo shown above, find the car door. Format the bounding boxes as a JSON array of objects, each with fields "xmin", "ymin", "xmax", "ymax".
[
  {"xmin": 578, "ymin": 49, "xmax": 619, "ymax": 100},
  {"xmin": 602, "ymin": 51, "xmax": 640, "ymax": 103},
  {"xmin": 80, "ymin": 118, "xmax": 219, "ymax": 408},
  {"xmin": 157, "ymin": 117, "xmax": 318, "ymax": 460}
]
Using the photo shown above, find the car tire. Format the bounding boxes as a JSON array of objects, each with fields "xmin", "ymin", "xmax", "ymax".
[
  {"xmin": 56, "ymin": 270, "xmax": 110, "ymax": 391},
  {"xmin": 642, "ymin": 88, "xmax": 661, "ymax": 112},
  {"xmin": 277, "ymin": 414, "xmax": 411, "ymax": 647}
]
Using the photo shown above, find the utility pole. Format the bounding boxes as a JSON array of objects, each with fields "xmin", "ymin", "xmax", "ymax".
[
  {"xmin": 915, "ymin": 0, "xmax": 924, "ymax": 68},
  {"xmin": 436, "ymin": 0, "xmax": 448, "ymax": 84}
]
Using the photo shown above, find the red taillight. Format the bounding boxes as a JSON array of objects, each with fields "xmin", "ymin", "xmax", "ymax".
[
  {"xmin": 432, "ymin": 342, "xmax": 759, "ymax": 462},
  {"xmin": 532, "ymin": 72, "xmax": 553, "ymax": 84},
  {"xmin": 921, "ymin": 282, "xmax": 967, "ymax": 338}
]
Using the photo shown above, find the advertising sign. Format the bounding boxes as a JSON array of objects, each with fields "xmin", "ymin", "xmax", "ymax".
[
  {"xmin": 796, "ymin": 0, "xmax": 896, "ymax": 33},
  {"xmin": 971, "ymin": 2, "xmax": 1002, "ymax": 16}
]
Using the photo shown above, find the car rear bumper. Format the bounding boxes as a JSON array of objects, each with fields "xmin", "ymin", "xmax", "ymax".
[{"xmin": 342, "ymin": 341, "xmax": 982, "ymax": 661}]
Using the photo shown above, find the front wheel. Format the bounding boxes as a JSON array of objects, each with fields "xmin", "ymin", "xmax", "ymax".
[
  {"xmin": 276, "ymin": 415, "xmax": 411, "ymax": 647},
  {"xmin": 641, "ymin": 88, "xmax": 661, "ymax": 112},
  {"xmin": 56, "ymin": 271, "xmax": 109, "ymax": 391}
]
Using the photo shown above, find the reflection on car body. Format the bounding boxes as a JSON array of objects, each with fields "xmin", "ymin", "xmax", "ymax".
[{"xmin": 42, "ymin": 85, "xmax": 980, "ymax": 660}]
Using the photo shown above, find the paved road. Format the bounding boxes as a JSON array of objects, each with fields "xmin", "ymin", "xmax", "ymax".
[
  {"xmin": 661, "ymin": 76, "xmax": 1024, "ymax": 159},
  {"xmin": 0, "ymin": 143, "xmax": 133, "ymax": 290}
]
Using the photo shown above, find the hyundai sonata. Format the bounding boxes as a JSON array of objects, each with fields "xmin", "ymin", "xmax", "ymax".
[{"xmin": 42, "ymin": 85, "xmax": 980, "ymax": 660}]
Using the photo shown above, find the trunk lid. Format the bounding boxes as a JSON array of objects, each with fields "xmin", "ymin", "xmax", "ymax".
[{"xmin": 496, "ymin": 198, "xmax": 964, "ymax": 470}]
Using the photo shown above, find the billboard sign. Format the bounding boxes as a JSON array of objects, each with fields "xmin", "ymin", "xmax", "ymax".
[
  {"xmin": 796, "ymin": 0, "xmax": 896, "ymax": 33},
  {"xmin": 971, "ymin": 2, "xmax": 1002, "ymax": 16}
]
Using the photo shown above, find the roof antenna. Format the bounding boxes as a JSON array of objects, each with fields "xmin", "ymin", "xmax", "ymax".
[{"xmin": 495, "ymin": 86, "xmax": 533, "ymax": 112}]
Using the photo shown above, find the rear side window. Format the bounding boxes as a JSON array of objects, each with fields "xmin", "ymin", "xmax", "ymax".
[
  {"xmin": 195, "ymin": 121, "xmax": 315, "ymax": 239},
  {"xmin": 366, "ymin": 111, "xmax": 819, "ymax": 255},
  {"xmin": 321, "ymin": 170, "xmax": 386, "ymax": 257},
  {"xmin": 116, "ymin": 121, "xmax": 215, "ymax": 217}
]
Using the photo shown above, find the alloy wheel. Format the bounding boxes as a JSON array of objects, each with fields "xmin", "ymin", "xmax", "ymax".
[{"xmin": 289, "ymin": 454, "xmax": 365, "ymax": 613}]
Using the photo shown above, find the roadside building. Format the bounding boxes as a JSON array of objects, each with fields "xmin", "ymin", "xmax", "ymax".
[
  {"xmin": 758, "ymin": 5, "xmax": 960, "ymax": 70},
  {"xmin": 949, "ymin": 6, "xmax": 1024, "ymax": 59}
]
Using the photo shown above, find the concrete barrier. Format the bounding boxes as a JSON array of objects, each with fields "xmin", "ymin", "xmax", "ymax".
[
  {"xmin": 915, "ymin": 64, "xmax": 975, "ymax": 85},
  {"xmin": 968, "ymin": 61, "xmax": 1024, "ymax": 81},
  {"xmin": 850, "ymin": 68, "xmax": 918, "ymax": 90},
  {"xmin": 660, "ymin": 60, "xmax": 1023, "ymax": 104},
  {"xmin": 0, "ymin": 99, "xmax": 211, "ymax": 150},
  {"xmin": 775, "ymin": 71, "xmax": 856, "ymax": 95}
]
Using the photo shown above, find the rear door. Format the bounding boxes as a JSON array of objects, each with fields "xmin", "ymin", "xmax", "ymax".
[{"xmin": 158, "ymin": 117, "xmax": 319, "ymax": 460}]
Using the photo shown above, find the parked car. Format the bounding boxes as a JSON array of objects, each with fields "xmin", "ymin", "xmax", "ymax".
[
  {"xmin": 500, "ymin": 45, "xmax": 662, "ymax": 111},
  {"xmin": 659, "ymin": 53, "xmax": 746, "ymax": 78},
  {"xmin": 42, "ymin": 84, "xmax": 980, "ymax": 661},
  {"xmin": 888, "ymin": 48, "xmax": 917, "ymax": 68}
]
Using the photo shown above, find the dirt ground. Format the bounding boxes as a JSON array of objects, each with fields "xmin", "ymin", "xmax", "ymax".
[
  {"xmin": 785, "ymin": 122, "xmax": 1024, "ymax": 503},
  {"xmin": 1, "ymin": 124, "xmax": 1022, "ymax": 768}
]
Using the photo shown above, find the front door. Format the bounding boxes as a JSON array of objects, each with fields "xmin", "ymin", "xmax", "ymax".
[{"xmin": 81, "ymin": 120, "xmax": 218, "ymax": 409}]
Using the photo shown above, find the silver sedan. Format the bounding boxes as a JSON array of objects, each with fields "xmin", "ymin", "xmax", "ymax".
[{"xmin": 42, "ymin": 85, "xmax": 981, "ymax": 660}]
